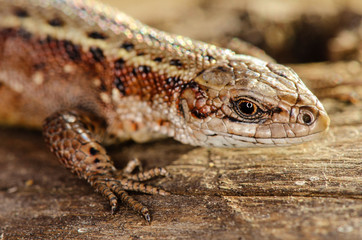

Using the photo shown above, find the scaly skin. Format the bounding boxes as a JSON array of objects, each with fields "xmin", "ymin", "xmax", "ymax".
[{"xmin": 0, "ymin": 0, "xmax": 330, "ymax": 222}]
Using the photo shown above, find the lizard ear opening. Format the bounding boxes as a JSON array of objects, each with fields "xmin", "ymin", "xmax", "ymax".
[{"xmin": 195, "ymin": 63, "xmax": 235, "ymax": 90}]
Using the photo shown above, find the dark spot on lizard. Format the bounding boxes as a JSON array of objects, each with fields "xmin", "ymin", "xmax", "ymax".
[
  {"xmin": 48, "ymin": 17, "xmax": 65, "ymax": 27},
  {"xmin": 89, "ymin": 47, "xmax": 104, "ymax": 62},
  {"xmin": 17, "ymin": 28, "xmax": 32, "ymax": 40},
  {"xmin": 205, "ymin": 55, "xmax": 215, "ymax": 61},
  {"xmin": 79, "ymin": 7, "xmax": 87, "ymax": 13},
  {"xmin": 88, "ymin": 31, "xmax": 108, "ymax": 40},
  {"xmin": 216, "ymin": 66, "xmax": 229, "ymax": 72},
  {"xmin": 114, "ymin": 58, "xmax": 125, "ymax": 70},
  {"xmin": 114, "ymin": 76, "xmax": 126, "ymax": 95},
  {"xmin": 137, "ymin": 52, "xmax": 145, "ymax": 56},
  {"xmin": 191, "ymin": 109, "xmax": 208, "ymax": 119},
  {"xmin": 99, "ymin": 80, "xmax": 107, "ymax": 92},
  {"xmin": 38, "ymin": 35, "xmax": 54, "ymax": 45},
  {"xmin": 166, "ymin": 77, "xmax": 178, "ymax": 86},
  {"xmin": 33, "ymin": 63, "xmax": 46, "ymax": 70},
  {"xmin": 178, "ymin": 102, "xmax": 186, "ymax": 119},
  {"xmin": 94, "ymin": 158, "xmax": 100, "ymax": 163},
  {"xmin": 13, "ymin": 8, "xmax": 29, "ymax": 18},
  {"xmin": 110, "ymin": 19, "xmax": 117, "ymax": 25},
  {"xmin": 153, "ymin": 57, "xmax": 163, "ymax": 62},
  {"xmin": 138, "ymin": 65, "xmax": 151, "ymax": 73},
  {"xmin": 169, "ymin": 59, "xmax": 183, "ymax": 67},
  {"xmin": 272, "ymin": 107, "xmax": 283, "ymax": 114},
  {"xmin": 108, "ymin": 133, "xmax": 116, "ymax": 140},
  {"xmin": 188, "ymin": 81, "xmax": 199, "ymax": 89},
  {"xmin": 89, "ymin": 147, "xmax": 99, "ymax": 156},
  {"xmin": 98, "ymin": 14, "xmax": 107, "ymax": 21},
  {"xmin": 63, "ymin": 40, "xmax": 81, "ymax": 61},
  {"xmin": 121, "ymin": 42, "xmax": 134, "ymax": 51}
]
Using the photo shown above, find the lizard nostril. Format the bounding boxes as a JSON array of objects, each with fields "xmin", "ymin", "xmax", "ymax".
[
  {"xmin": 302, "ymin": 113, "xmax": 312, "ymax": 124},
  {"xmin": 298, "ymin": 109, "xmax": 315, "ymax": 125}
]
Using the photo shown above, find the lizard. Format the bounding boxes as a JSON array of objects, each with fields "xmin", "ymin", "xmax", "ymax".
[{"xmin": 0, "ymin": 0, "xmax": 330, "ymax": 223}]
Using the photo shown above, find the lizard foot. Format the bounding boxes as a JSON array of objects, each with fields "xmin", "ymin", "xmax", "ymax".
[
  {"xmin": 89, "ymin": 171, "xmax": 170, "ymax": 223},
  {"xmin": 43, "ymin": 109, "xmax": 170, "ymax": 223}
]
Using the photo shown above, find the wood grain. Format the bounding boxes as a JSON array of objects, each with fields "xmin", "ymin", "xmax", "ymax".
[{"xmin": 0, "ymin": 0, "xmax": 361, "ymax": 239}]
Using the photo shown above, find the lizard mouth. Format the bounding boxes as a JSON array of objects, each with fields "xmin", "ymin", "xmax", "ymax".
[
  {"xmin": 198, "ymin": 108, "xmax": 330, "ymax": 148},
  {"xmin": 201, "ymin": 128, "xmax": 328, "ymax": 148}
]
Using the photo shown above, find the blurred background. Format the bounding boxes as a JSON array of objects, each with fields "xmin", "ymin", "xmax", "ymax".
[{"xmin": 103, "ymin": 0, "xmax": 362, "ymax": 64}]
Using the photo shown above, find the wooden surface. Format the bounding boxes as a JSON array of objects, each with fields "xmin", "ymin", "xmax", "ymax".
[{"xmin": 0, "ymin": 0, "xmax": 361, "ymax": 239}]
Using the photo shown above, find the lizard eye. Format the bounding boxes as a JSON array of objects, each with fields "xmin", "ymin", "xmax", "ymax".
[{"xmin": 232, "ymin": 98, "xmax": 263, "ymax": 119}]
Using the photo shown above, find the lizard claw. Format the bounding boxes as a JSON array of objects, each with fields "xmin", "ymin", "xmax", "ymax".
[{"xmin": 90, "ymin": 172, "xmax": 169, "ymax": 223}]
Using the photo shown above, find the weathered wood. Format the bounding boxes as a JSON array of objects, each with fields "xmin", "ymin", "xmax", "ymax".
[{"xmin": 1, "ymin": 0, "xmax": 361, "ymax": 239}]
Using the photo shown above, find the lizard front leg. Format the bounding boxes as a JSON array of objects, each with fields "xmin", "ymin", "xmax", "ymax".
[{"xmin": 42, "ymin": 109, "xmax": 169, "ymax": 223}]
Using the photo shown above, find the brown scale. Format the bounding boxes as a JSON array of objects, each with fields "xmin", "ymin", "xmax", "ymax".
[
  {"xmin": 0, "ymin": 26, "xmax": 173, "ymax": 222},
  {"xmin": 111, "ymin": 61, "xmax": 214, "ymax": 121},
  {"xmin": 1, "ymin": 7, "xmax": 211, "ymax": 222},
  {"xmin": 179, "ymin": 81, "xmax": 218, "ymax": 119},
  {"xmin": 112, "ymin": 61, "xmax": 187, "ymax": 105}
]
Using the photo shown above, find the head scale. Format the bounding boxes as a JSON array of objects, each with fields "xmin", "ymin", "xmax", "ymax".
[{"xmin": 177, "ymin": 54, "xmax": 330, "ymax": 147}]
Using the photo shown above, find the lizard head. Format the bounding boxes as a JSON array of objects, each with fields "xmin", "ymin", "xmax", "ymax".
[{"xmin": 177, "ymin": 54, "xmax": 330, "ymax": 147}]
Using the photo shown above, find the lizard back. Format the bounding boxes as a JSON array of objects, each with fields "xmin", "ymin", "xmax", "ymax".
[{"xmin": 0, "ymin": 0, "xmax": 330, "ymax": 147}]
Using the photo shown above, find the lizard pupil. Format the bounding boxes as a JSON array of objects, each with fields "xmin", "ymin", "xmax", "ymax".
[{"xmin": 239, "ymin": 101, "xmax": 256, "ymax": 115}]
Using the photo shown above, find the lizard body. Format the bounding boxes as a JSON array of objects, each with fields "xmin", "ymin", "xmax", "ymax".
[{"xmin": 0, "ymin": 0, "xmax": 330, "ymax": 222}]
